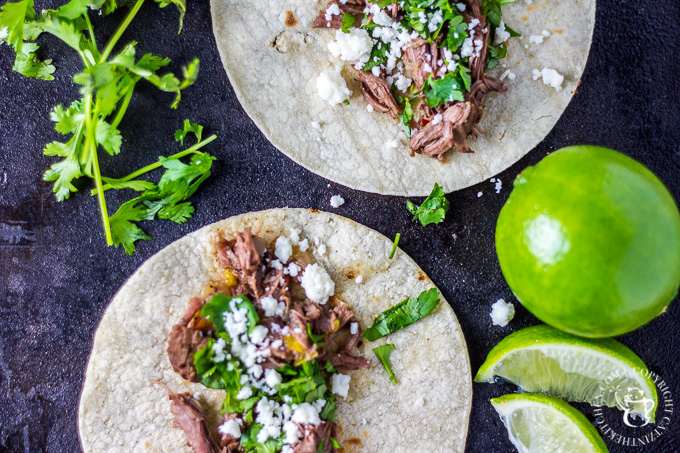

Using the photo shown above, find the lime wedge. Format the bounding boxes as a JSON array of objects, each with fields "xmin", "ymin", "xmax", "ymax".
[
  {"xmin": 475, "ymin": 325, "xmax": 657, "ymax": 422},
  {"xmin": 491, "ymin": 393, "xmax": 609, "ymax": 453}
]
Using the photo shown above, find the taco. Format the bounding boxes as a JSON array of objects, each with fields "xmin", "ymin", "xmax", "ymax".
[
  {"xmin": 78, "ymin": 209, "xmax": 471, "ymax": 452},
  {"xmin": 210, "ymin": 0, "xmax": 594, "ymax": 196}
]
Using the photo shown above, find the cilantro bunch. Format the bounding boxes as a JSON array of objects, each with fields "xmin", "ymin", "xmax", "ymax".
[{"xmin": 0, "ymin": 0, "xmax": 216, "ymax": 254}]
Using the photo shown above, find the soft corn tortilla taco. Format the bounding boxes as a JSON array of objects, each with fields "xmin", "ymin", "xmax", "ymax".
[
  {"xmin": 78, "ymin": 209, "xmax": 472, "ymax": 452},
  {"xmin": 210, "ymin": 0, "xmax": 594, "ymax": 196}
]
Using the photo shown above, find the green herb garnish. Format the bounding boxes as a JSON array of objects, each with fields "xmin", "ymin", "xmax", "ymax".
[
  {"xmin": 396, "ymin": 96, "xmax": 414, "ymax": 139},
  {"xmin": 389, "ymin": 233, "xmax": 400, "ymax": 259},
  {"xmin": 307, "ymin": 323, "xmax": 325, "ymax": 346},
  {"xmin": 340, "ymin": 13, "xmax": 355, "ymax": 33},
  {"xmin": 373, "ymin": 344, "xmax": 397, "ymax": 384},
  {"xmin": 0, "ymin": 0, "xmax": 209, "ymax": 254},
  {"xmin": 406, "ymin": 183, "xmax": 449, "ymax": 226},
  {"xmin": 364, "ymin": 288, "xmax": 441, "ymax": 341},
  {"xmin": 423, "ymin": 72, "xmax": 465, "ymax": 107},
  {"xmin": 174, "ymin": 119, "xmax": 203, "ymax": 145}
]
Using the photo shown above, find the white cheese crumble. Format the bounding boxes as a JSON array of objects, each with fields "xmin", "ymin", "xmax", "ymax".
[
  {"xmin": 328, "ymin": 28, "xmax": 373, "ymax": 67},
  {"xmin": 490, "ymin": 299, "xmax": 515, "ymax": 327},
  {"xmin": 456, "ymin": 2, "xmax": 466, "ymax": 11},
  {"xmin": 529, "ymin": 35, "xmax": 545, "ymax": 44},
  {"xmin": 310, "ymin": 121, "xmax": 321, "ymax": 130},
  {"xmin": 264, "ymin": 369, "xmax": 282, "ymax": 388},
  {"xmin": 300, "ymin": 263, "xmax": 335, "ymax": 304},
  {"xmin": 291, "ymin": 403, "xmax": 321, "ymax": 425},
  {"xmin": 493, "ymin": 178, "xmax": 502, "ymax": 193},
  {"xmin": 431, "ymin": 113, "xmax": 443, "ymax": 125},
  {"xmin": 330, "ymin": 195, "xmax": 345, "ymax": 208},
  {"xmin": 261, "ymin": 295, "xmax": 286, "ymax": 317},
  {"xmin": 495, "ymin": 20, "xmax": 511, "ymax": 44},
  {"xmin": 283, "ymin": 421, "xmax": 302, "ymax": 445},
  {"xmin": 298, "ymin": 239, "xmax": 310, "ymax": 252},
  {"xmin": 500, "ymin": 70, "xmax": 516, "ymax": 81},
  {"xmin": 237, "ymin": 386, "xmax": 253, "ymax": 400},
  {"xmin": 285, "ymin": 262, "xmax": 301, "ymax": 277},
  {"xmin": 212, "ymin": 338, "xmax": 227, "ymax": 363},
  {"xmin": 415, "ymin": 397, "xmax": 425, "ymax": 407},
  {"xmin": 275, "ymin": 236, "xmax": 293, "ymax": 263},
  {"xmin": 355, "ymin": 275, "xmax": 363, "ymax": 284},
  {"xmin": 542, "ymin": 29, "xmax": 551, "ymax": 37},
  {"xmin": 532, "ymin": 68, "xmax": 564, "ymax": 91},
  {"xmin": 367, "ymin": 104, "xmax": 374, "ymax": 112},
  {"xmin": 477, "ymin": 191, "xmax": 483, "ymax": 197},
  {"xmin": 316, "ymin": 70, "xmax": 351, "ymax": 106},
  {"xmin": 219, "ymin": 419, "xmax": 242, "ymax": 439},
  {"xmin": 332, "ymin": 373, "xmax": 351, "ymax": 398},
  {"xmin": 249, "ymin": 325, "xmax": 269, "ymax": 345},
  {"xmin": 350, "ymin": 322, "xmax": 359, "ymax": 335},
  {"xmin": 324, "ymin": 3, "xmax": 340, "ymax": 21}
]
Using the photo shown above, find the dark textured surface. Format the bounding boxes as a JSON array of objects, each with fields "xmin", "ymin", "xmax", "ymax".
[{"xmin": 0, "ymin": 0, "xmax": 679, "ymax": 452}]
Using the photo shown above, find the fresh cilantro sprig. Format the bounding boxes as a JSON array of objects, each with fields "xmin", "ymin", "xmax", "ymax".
[
  {"xmin": 373, "ymin": 344, "xmax": 397, "ymax": 384},
  {"xmin": 364, "ymin": 288, "xmax": 441, "ymax": 341},
  {"xmin": 0, "ymin": 0, "xmax": 207, "ymax": 253},
  {"xmin": 340, "ymin": 13, "xmax": 354, "ymax": 33},
  {"xmin": 407, "ymin": 183, "xmax": 449, "ymax": 226}
]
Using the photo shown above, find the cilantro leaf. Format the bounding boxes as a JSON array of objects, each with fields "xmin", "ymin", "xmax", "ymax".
[
  {"xmin": 100, "ymin": 177, "xmax": 155, "ymax": 191},
  {"xmin": 396, "ymin": 96, "xmax": 414, "ymax": 139},
  {"xmin": 42, "ymin": 133, "xmax": 84, "ymax": 201},
  {"xmin": 0, "ymin": 0, "xmax": 35, "ymax": 53},
  {"xmin": 201, "ymin": 293, "xmax": 259, "ymax": 334},
  {"xmin": 13, "ymin": 43, "xmax": 55, "ymax": 79},
  {"xmin": 423, "ymin": 72, "xmax": 465, "ymax": 107},
  {"xmin": 406, "ymin": 182, "xmax": 449, "ymax": 226},
  {"xmin": 109, "ymin": 198, "xmax": 153, "ymax": 254},
  {"xmin": 340, "ymin": 13, "xmax": 354, "ymax": 33},
  {"xmin": 51, "ymin": 101, "xmax": 85, "ymax": 134},
  {"xmin": 95, "ymin": 118, "xmax": 122, "ymax": 156},
  {"xmin": 307, "ymin": 323, "xmax": 325, "ymax": 346},
  {"xmin": 108, "ymin": 151, "xmax": 215, "ymax": 254},
  {"xmin": 364, "ymin": 288, "xmax": 441, "ymax": 341},
  {"xmin": 175, "ymin": 119, "xmax": 203, "ymax": 145},
  {"xmin": 363, "ymin": 41, "xmax": 390, "ymax": 72},
  {"xmin": 373, "ymin": 344, "xmax": 397, "ymax": 384},
  {"xmin": 154, "ymin": 0, "xmax": 186, "ymax": 33}
]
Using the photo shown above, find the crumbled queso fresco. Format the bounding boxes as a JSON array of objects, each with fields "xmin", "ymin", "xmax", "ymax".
[
  {"xmin": 330, "ymin": 195, "xmax": 345, "ymax": 208},
  {"xmin": 316, "ymin": 70, "xmax": 351, "ymax": 105},
  {"xmin": 300, "ymin": 263, "xmax": 335, "ymax": 304},
  {"xmin": 532, "ymin": 67, "xmax": 564, "ymax": 92},
  {"xmin": 490, "ymin": 299, "xmax": 515, "ymax": 326}
]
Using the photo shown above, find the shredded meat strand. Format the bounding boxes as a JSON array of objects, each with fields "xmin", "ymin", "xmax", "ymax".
[
  {"xmin": 167, "ymin": 297, "xmax": 213, "ymax": 382},
  {"xmin": 157, "ymin": 383, "xmax": 222, "ymax": 453},
  {"xmin": 355, "ymin": 69, "xmax": 402, "ymax": 118}
]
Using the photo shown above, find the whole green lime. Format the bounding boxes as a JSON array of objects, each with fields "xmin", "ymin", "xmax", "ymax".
[{"xmin": 496, "ymin": 146, "xmax": 680, "ymax": 338}]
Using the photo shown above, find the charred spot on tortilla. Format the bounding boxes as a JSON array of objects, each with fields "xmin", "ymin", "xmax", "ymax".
[{"xmin": 284, "ymin": 10, "xmax": 298, "ymax": 28}]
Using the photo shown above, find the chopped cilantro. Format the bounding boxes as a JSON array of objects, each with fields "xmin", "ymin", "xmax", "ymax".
[
  {"xmin": 340, "ymin": 13, "xmax": 355, "ymax": 33},
  {"xmin": 342, "ymin": 99, "xmax": 350, "ymax": 105},
  {"xmin": 363, "ymin": 41, "xmax": 390, "ymax": 72},
  {"xmin": 389, "ymin": 233, "xmax": 400, "ymax": 260},
  {"xmin": 307, "ymin": 323, "xmax": 325, "ymax": 346},
  {"xmin": 174, "ymin": 118, "xmax": 203, "ymax": 145},
  {"xmin": 373, "ymin": 344, "xmax": 397, "ymax": 384},
  {"xmin": 396, "ymin": 96, "xmax": 414, "ymax": 139},
  {"xmin": 364, "ymin": 288, "xmax": 441, "ymax": 341},
  {"xmin": 423, "ymin": 72, "xmax": 465, "ymax": 107},
  {"xmin": 406, "ymin": 183, "xmax": 449, "ymax": 226}
]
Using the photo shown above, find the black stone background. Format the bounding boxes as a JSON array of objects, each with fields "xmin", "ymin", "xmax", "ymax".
[{"xmin": 0, "ymin": 0, "xmax": 679, "ymax": 452}]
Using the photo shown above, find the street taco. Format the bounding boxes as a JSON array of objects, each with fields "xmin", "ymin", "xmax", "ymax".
[
  {"xmin": 78, "ymin": 209, "xmax": 472, "ymax": 452},
  {"xmin": 210, "ymin": 0, "xmax": 594, "ymax": 195}
]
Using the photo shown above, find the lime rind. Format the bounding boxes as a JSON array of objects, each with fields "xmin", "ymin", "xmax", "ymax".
[
  {"xmin": 491, "ymin": 393, "xmax": 609, "ymax": 453},
  {"xmin": 476, "ymin": 325, "xmax": 657, "ymax": 422}
]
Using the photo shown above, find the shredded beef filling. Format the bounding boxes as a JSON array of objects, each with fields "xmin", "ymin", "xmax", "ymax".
[{"xmin": 167, "ymin": 297, "xmax": 214, "ymax": 382}]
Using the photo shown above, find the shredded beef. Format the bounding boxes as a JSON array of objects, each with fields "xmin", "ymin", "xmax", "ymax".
[
  {"xmin": 355, "ymin": 69, "xmax": 402, "ymax": 118},
  {"xmin": 294, "ymin": 422, "xmax": 337, "ymax": 453},
  {"xmin": 158, "ymin": 383, "xmax": 221, "ymax": 453},
  {"xmin": 167, "ymin": 297, "xmax": 214, "ymax": 382}
]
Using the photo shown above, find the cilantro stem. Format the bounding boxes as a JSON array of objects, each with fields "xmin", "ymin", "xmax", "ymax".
[
  {"xmin": 83, "ymin": 13, "xmax": 97, "ymax": 50},
  {"xmin": 110, "ymin": 82, "xmax": 136, "ymax": 131},
  {"xmin": 83, "ymin": 98, "xmax": 113, "ymax": 245},
  {"xmin": 96, "ymin": 135, "xmax": 217, "ymax": 194},
  {"xmin": 100, "ymin": 0, "xmax": 146, "ymax": 62}
]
